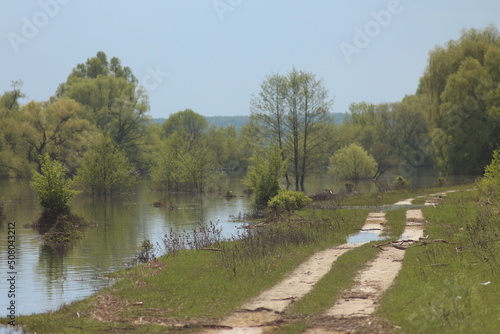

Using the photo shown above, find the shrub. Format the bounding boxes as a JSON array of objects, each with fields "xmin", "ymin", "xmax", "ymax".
[
  {"xmin": 394, "ymin": 175, "xmax": 410, "ymax": 190},
  {"xmin": 31, "ymin": 154, "xmax": 78, "ymax": 214},
  {"xmin": 244, "ymin": 145, "xmax": 286, "ymax": 208},
  {"xmin": 328, "ymin": 143, "xmax": 377, "ymax": 180},
  {"xmin": 268, "ymin": 190, "xmax": 312, "ymax": 216},
  {"xmin": 477, "ymin": 148, "xmax": 500, "ymax": 204},
  {"xmin": 435, "ymin": 176, "xmax": 448, "ymax": 187},
  {"xmin": 135, "ymin": 239, "xmax": 156, "ymax": 264}
]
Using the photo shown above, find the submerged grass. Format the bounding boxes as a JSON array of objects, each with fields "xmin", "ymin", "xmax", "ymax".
[{"xmin": 378, "ymin": 190, "xmax": 500, "ymax": 333}]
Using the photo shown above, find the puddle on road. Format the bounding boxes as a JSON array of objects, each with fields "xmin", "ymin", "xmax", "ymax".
[{"xmin": 347, "ymin": 232, "xmax": 386, "ymax": 244}]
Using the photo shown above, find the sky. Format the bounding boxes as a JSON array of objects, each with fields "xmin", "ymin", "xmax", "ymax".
[{"xmin": 1, "ymin": 0, "xmax": 500, "ymax": 119}]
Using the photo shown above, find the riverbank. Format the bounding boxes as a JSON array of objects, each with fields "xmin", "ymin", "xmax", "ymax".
[{"xmin": 3, "ymin": 184, "xmax": 499, "ymax": 333}]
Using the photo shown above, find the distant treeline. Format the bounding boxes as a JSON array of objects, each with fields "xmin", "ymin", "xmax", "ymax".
[{"xmin": 150, "ymin": 113, "xmax": 345, "ymax": 129}]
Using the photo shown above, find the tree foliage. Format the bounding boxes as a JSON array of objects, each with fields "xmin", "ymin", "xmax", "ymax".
[
  {"xmin": 74, "ymin": 135, "xmax": 137, "ymax": 196},
  {"xmin": 151, "ymin": 110, "xmax": 217, "ymax": 192},
  {"xmin": 244, "ymin": 145, "xmax": 286, "ymax": 208},
  {"xmin": 328, "ymin": 143, "xmax": 377, "ymax": 180},
  {"xmin": 58, "ymin": 51, "xmax": 150, "ymax": 163},
  {"xmin": 419, "ymin": 25, "xmax": 500, "ymax": 174},
  {"xmin": 31, "ymin": 154, "xmax": 78, "ymax": 214},
  {"xmin": 477, "ymin": 148, "xmax": 500, "ymax": 203},
  {"xmin": 341, "ymin": 98, "xmax": 430, "ymax": 179},
  {"xmin": 268, "ymin": 190, "xmax": 312, "ymax": 216},
  {"xmin": 248, "ymin": 68, "xmax": 334, "ymax": 191}
]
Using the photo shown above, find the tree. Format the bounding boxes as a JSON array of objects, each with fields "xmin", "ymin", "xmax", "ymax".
[
  {"xmin": 249, "ymin": 68, "xmax": 334, "ymax": 191},
  {"xmin": 31, "ymin": 154, "xmax": 77, "ymax": 214},
  {"xmin": 0, "ymin": 81, "xmax": 29, "ymax": 177},
  {"xmin": 328, "ymin": 143, "xmax": 377, "ymax": 180},
  {"xmin": 161, "ymin": 109, "xmax": 209, "ymax": 144},
  {"xmin": 74, "ymin": 135, "xmax": 137, "ymax": 196},
  {"xmin": 418, "ymin": 26, "xmax": 500, "ymax": 174},
  {"xmin": 244, "ymin": 145, "xmax": 286, "ymax": 208},
  {"xmin": 20, "ymin": 99, "xmax": 94, "ymax": 172},
  {"xmin": 341, "ymin": 99, "xmax": 430, "ymax": 180},
  {"xmin": 58, "ymin": 52, "xmax": 150, "ymax": 165},
  {"xmin": 150, "ymin": 130, "xmax": 216, "ymax": 192}
]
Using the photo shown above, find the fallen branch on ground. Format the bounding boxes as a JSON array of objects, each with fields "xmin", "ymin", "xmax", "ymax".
[{"xmin": 373, "ymin": 238, "xmax": 454, "ymax": 250}]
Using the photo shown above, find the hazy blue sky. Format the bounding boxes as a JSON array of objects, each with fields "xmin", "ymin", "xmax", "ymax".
[{"xmin": 1, "ymin": 1, "xmax": 500, "ymax": 118}]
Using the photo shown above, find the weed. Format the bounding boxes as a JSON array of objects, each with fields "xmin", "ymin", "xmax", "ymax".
[
  {"xmin": 159, "ymin": 221, "xmax": 223, "ymax": 256},
  {"xmin": 134, "ymin": 239, "xmax": 156, "ymax": 264}
]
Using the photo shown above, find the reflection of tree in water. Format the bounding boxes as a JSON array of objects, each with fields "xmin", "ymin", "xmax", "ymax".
[{"xmin": 37, "ymin": 244, "xmax": 67, "ymax": 296}]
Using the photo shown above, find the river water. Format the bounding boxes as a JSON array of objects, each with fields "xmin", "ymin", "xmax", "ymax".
[{"xmin": 0, "ymin": 169, "xmax": 475, "ymax": 316}]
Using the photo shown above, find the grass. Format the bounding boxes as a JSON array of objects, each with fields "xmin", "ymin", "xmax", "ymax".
[
  {"xmin": 5, "ymin": 208, "xmax": 369, "ymax": 333},
  {"xmin": 377, "ymin": 190, "xmax": 500, "ymax": 333},
  {"xmin": 341, "ymin": 184, "xmax": 471, "ymax": 206}
]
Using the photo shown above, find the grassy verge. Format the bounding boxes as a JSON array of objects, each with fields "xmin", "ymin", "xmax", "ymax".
[
  {"xmin": 5, "ymin": 209, "xmax": 368, "ymax": 333},
  {"xmin": 341, "ymin": 184, "xmax": 471, "ymax": 206},
  {"xmin": 378, "ymin": 190, "xmax": 500, "ymax": 333}
]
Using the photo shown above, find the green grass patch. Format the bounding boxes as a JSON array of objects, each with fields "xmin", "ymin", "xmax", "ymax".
[
  {"xmin": 378, "ymin": 189, "xmax": 500, "ymax": 333},
  {"xmin": 383, "ymin": 208, "xmax": 407, "ymax": 239}
]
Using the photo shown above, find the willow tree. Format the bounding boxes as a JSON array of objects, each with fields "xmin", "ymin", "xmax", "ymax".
[
  {"xmin": 57, "ymin": 51, "xmax": 150, "ymax": 168},
  {"xmin": 74, "ymin": 135, "xmax": 138, "ymax": 197},
  {"xmin": 248, "ymin": 68, "xmax": 334, "ymax": 191},
  {"xmin": 418, "ymin": 25, "xmax": 500, "ymax": 174}
]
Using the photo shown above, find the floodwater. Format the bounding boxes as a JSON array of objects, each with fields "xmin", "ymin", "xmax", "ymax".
[
  {"xmin": 0, "ymin": 176, "xmax": 250, "ymax": 316},
  {"xmin": 0, "ymin": 169, "xmax": 475, "ymax": 317}
]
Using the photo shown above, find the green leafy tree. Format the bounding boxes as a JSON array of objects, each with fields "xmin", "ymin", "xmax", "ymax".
[
  {"xmin": 419, "ymin": 26, "xmax": 500, "ymax": 174},
  {"xmin": 75, "ymin": 135, "xmax": 138, "ymax": 196},
  {"xmin": 341, "ymin": 98, "xmax": 430, "ymax": 179},
  {"xmin": 244, "ymin": 145, "xmax": 286, "ymax": 208},
  {"xmin": 58, "ymin": 52, "xmax": 150, "ymax": 166},
  {"xmin": 248, "ymin": 68, "xmax": 334, "ymax": 191},
  {"xmin": 150, "ymin": 130, "xmax": 216, "ymax": 192},
  {"xmin": 162, "ymin": 109, "xmax": 208, "ymax": 143},
  {"xmin": 0, "ymin": 81, "xmax": 29, "ymax": 177},
  {"xmin": 20, "ymin": 99, "xmax": 93, "ymax": 172},
  {"xmin": 328, "ymin": 143, "xmax": 377, "ymax": 180},
  {"xmin": 31, "ymin": 154, "xmax": 78, "ymax": 214}
]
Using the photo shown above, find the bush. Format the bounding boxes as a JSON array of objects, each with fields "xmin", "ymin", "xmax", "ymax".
[
  {"xmin": 31, "ymin": 154, "xmax": 78, "ymax": 214},
  {"xmin": 477, "ymin": 148, "xmax": 500, "ymax": 204},
  {"xmin": 435, "ymin": 176, "xmax": 448, "ymax": 187},
  {"xmin": 244, "ymin": 145, "xmax": 286, "ymax": 208},
  {"xmin": 328, "ymin": 143, "xmax": 377, "ymax": 180},
  {"xmin": 268, "ymin": 190, "xmax": 312, "ymax": 216},
  {"xmin": 394, "ymin": 175, "xmax": 411, "ymax": 190}
]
